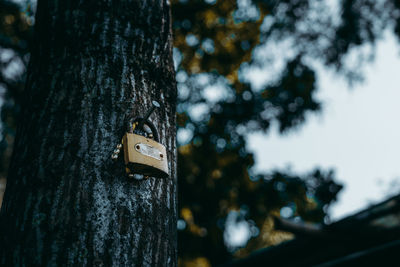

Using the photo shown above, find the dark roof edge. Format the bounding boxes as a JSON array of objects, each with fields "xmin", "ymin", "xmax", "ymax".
[{"xmin": 221, "ymin": 193, "xmax": 400, "ymax": 267}]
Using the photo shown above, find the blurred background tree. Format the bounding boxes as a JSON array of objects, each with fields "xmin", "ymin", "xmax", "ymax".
[{"xmin": 1, "ymin": 0, "xmax": 399, "ymax": 266}]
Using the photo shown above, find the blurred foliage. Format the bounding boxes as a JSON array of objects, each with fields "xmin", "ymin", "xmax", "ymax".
[
  {"xmin": 1, "ymin": 0, "xmax": 400, "ymax": 266},
  {"xmin": 0, "ymin": 0, "xmax": 33, "ymax": 178},
  {"xmin": 172, "ymin": 0, "xmax": 399, "ymax": 265}
]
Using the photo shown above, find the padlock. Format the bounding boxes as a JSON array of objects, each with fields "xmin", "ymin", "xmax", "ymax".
[{"xmin": 121, "ymin": 119, "xmax": 169, "ymax": 178}]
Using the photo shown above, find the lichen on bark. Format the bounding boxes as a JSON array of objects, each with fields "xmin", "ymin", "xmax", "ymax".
[{"xmin": 0, "ymin": 0, "xmax": 177, "ymax": 266}]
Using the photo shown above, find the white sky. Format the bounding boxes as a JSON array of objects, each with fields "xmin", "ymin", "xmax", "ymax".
[{"xmin": 248, "ymin": 33, "xmax": 400, "ymax": 220}]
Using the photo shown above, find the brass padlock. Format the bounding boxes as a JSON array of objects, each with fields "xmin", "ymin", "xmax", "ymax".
[
  {"xmin": 111, "ymin": 101, "xmax": 169, "ymax": 178},
  {"xmin": 121, "ymin": 115, "xmax": 169, "ymax": 178},
  {"xmin": 117, "ymin": 101, "xmax": 169, "ymax": 177}
]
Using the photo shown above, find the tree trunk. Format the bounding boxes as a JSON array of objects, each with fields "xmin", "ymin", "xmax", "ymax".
[{"xmin": 0, "ymin": 0, "xmax": 177, "ymax": 266}]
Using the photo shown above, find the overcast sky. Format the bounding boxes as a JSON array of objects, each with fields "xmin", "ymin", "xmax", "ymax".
[{"xmin": 248, "ymin": 33, "xmax": 400, "ymax": 220}]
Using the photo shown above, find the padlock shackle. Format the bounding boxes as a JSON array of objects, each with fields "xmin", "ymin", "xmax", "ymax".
[
  {"xmin": 127, "ymin": 118, "xmax": 160, "ymax": 142},
  {"xmin": 137, "ymin": 101, "xmax": 160, "ymax": 131}
]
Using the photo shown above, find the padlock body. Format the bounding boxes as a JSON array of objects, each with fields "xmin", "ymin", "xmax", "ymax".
[{"xmin": 122, "ymin": 133, "xmax": 169, "ymax": 178}]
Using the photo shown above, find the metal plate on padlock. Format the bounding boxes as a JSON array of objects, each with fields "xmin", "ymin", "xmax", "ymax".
[
  {"xmin": 122, "ymin": 133, "xmax": 169, "ymax": 178},
  {"xmin": 135, "ymin": 143, "xmax": 163, "ymax": 160}
]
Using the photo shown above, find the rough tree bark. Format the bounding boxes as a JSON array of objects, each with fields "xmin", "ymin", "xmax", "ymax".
[{"xmin": 0, "ymin": 0, "xmax": 177, "ymax": 266}]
